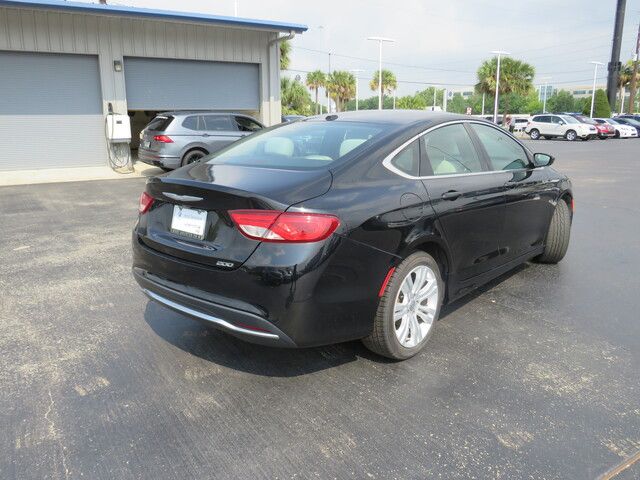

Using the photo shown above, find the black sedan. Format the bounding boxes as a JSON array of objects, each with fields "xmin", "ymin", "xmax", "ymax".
[{"xmin": 132, "ymin": 111, "xmax": 573, "ymax": 360}]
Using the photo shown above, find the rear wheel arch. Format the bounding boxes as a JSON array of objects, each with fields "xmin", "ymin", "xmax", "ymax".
[
  {"xmin": 181, "ymin": 147, "xmax": 209, "ymax": 166},
  {"xmin": 406, "ymin": 239, "xmax": 451, "ymax": 299}
]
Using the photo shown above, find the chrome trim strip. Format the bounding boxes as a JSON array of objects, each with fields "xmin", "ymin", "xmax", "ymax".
[
  {"xmin": 142, "ymin": 289, "xmax": 280, "ymax": 340},
  {"xmin": 163, "ymin": 192, "xmax": 203, "ymax": 202},
  {"xmin": 382, "ymin": 119, "xmax": 535, "ymax": 180}
]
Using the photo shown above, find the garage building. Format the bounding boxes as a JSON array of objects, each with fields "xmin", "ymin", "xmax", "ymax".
[{"xmin": 0, "ymin": 0, "xmax": 306, "ymax": 171}]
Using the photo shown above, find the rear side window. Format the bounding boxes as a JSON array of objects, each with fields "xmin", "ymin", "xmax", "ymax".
[
  {"xmin": 422, "ymin": 124, "xmax": 483, "ymax": 175},
  {"xmin": 390, "ymin": 139, "xmax": 420, "ymax": 176},
  {"xmin": 208, "ymin": 121, "xmax": 383, "ymax": 170},
  {"xmin": 145, "ymin": 116, "xmax": 173, "ymax": 131},
  {"xmin": 235, "ymin": 116, "xmax": 263, "ymax": 132},
  {"xmin": 470, "ymin": 124, "xmax": 529, "ymax": 171},
  {"xmin": 181, "ymin": 116, "xmax": 199, "ymax": 130},
  {"xmin": 203, "ymin": 115, "xmax": 233, "ymax": 131}
]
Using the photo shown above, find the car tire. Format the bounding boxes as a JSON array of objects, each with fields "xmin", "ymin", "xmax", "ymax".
[
  {"xmin": 181, "ymin": 149, "xmax": 207, "ymax": 167},
  {"xmin": 362, "ymin": 252, "xmax": 444, "ymax": 360},
  {"xmin": 529, "ymin": 129, "xmax": 540, "ymax": 140},
  {"xmin": 534, "ymin": 200, "xmax": 571, "ymax": 264},
  {"xmin": 614, "ymin": 131, "xmax": 620, "ymax": 138},
  {"xmin": 565, "ymin": 130, "xmax": 577, "ymax": 141}
]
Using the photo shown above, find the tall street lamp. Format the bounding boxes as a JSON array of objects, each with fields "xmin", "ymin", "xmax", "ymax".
[
  {"xmin": 589, "ymin": 61, "xmax": 604, "ymax": 118},
  {"xmin": 490, "ymin": 50, "xmax": 510, "ymax": 123},
  {"xmin": 367, "ymin": 36, "xmax": 395, "ymax": 110},
  {"xmin": 540, "ymin": 76, "xmax": 551, "ymax": 113},
  {"xmin": 350, "ymin": 69, "xmax": 364, "ymax": 111}
]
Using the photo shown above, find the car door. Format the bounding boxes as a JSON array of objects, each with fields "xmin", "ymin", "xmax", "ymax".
[
  {"xmin": 419, "ymin": 122, "xmax": 509, "ymax": 285},
  {"xmin": 201, "ymin": 114, "xmax": 241, "ymax": 153},
  {"xmin": 468, "ymin": 122, "xmax": 557, "ymax": 263}
]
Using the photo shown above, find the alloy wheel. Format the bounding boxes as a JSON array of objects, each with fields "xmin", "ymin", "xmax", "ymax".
[{"xmin": 393, "ymin": 265, "xmax": 439, "ymax": 348}]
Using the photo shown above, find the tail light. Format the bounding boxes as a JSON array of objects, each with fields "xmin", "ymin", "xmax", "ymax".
[
  {"xmin": 153, "ymin": 135, "xmax": 173, "ymax": 143},
  {"xmin": 139, "ymin": 191, "xmax": 154, "ymax": 214},
  {"xmin": 229, "ymin": 210, "xmax": 340, "ymax": 243}
]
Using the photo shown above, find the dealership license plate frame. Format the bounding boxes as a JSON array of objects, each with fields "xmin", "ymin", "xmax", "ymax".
[{"xmin": 170, "ymin": 205, "xmax": 207, "ymax": 240}]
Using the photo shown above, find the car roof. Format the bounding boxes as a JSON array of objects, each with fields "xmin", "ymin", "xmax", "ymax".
[
  {"xmin": 157, "ymin": 111, "xmax": 249, "ymax": 117},
  {"xmin": 303, "ymin": 110, "xmax": 474, "ymax": 126}
]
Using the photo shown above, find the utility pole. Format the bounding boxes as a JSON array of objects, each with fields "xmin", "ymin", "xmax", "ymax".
[
  {"xmin": 326, "ymin": 52, "xmax": 331, "ymax": 114},
  {"xmin": 628, "ymin": 21, "xmax": 640, "ymax": 114},
  {"xmin": 367, "ymin": 37, "xmax": 395, "ymax": 110},
  {"xmin": 590, "ymin": 61, "xmax": 605, "ymax": 117},
  {"xmin": 607, "ymin": 0, "xmax": 626, "ymax": 110},
  {"xmin": 481, "ymin": 93, "xmax": 485, "ymax": 116},
  {"xmin": 491, "ymin": 50, "xmax": 510, "ymax": 123},
  {"xmin": 349, "ymin": 69, "xmax": 364, "ymax": 111}
]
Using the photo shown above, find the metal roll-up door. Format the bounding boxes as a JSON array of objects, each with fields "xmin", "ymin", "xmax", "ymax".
[
  {"xmin": 123, "ymin": 57, "xmax": 259, "ymax": 111},
  {"xmin": 0, "ymin": 51, "xmax": 106, "ymax": 170}
]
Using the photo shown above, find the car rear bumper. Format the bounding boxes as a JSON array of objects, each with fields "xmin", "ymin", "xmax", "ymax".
[
  {"xmin": 137, "ymin": 148, "xmax": 181, "ymax": 168},
  {"xmin": 132, "ymin": 229, "xmax": 397, "ymax": 348},
  {"xmin": 133, "ymin": 266, "xmax": 296, "ymax": 347}
]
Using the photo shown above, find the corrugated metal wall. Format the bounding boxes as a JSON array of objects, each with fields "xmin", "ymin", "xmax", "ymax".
[{"xmin": 0, "ymin": 5, "xmax": 282, "ymax": 169}]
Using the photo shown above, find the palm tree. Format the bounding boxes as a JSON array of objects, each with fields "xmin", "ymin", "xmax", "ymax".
[
  {"xmin": 617, "ymin": 62, "xmax": 633, "ymax": 113},
  {"xmin": 369, "ymin": 69, "xmax": 397, "ymax": 108},
  {"xmin": 306, "ymin": 70, "xmax": 326, "ymax": 114},
  {"xmin": 280, "ymin": 40, "xmax": 291, "ymax": 71},
  {"xmin": 326, "ymin": 71, "xmax": 355, "ymax": 112},
  {"xmin": 281, "ymin": 77, "xmax": 312, "ymax": 115},
  {"xmin": 476, "ymin": 57, "xmax": 535, "ymax": 122}
]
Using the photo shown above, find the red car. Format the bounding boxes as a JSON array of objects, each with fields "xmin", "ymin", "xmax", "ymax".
[{"xmin": 569, "ymin": 114, "xmax": 615, "ymax": 139}]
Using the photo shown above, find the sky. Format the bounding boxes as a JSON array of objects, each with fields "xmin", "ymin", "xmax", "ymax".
[{"xmin": 86, "ymin": 0, "xmax": 640, "ymax": 96}]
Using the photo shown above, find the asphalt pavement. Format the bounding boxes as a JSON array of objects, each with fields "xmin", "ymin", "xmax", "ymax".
[{"xmin": 1, "ymin": 138, "xmax": 639, "ymax": 479}]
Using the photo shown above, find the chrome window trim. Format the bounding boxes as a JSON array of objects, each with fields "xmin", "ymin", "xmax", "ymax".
[
  {"xmin": 142, "ymin": 289, "xmax": 280, "ymax": 340},
  {"xmin": 382, "ymin": 119, "xmax": 536, "ymax": 180}
]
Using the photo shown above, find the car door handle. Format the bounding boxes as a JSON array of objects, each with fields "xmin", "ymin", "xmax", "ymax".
[
  {"xmin": 441, "ymin": 190, "xmax": 462, "ymax": 201},
  {"xmin": 202, "ymin": 134, "xmax": 211, "ymax": 137}
]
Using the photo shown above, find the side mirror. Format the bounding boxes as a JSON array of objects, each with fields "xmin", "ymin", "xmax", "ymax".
[
  {"xmin": 533, "ymin": 153, "xmax": 554, "ymax": 167},
  {"xmin": 558, "ymin": 120, "xmax": 565, "ymax": 125}
]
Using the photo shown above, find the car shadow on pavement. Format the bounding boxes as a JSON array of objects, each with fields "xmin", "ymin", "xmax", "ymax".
[
  {"xmin": 143, "ymin": 302, "xmax": 392, "ymax": 378},
  {"xmin": 143, "ymin": 263, "xmax": 532, "ymax": 377}
]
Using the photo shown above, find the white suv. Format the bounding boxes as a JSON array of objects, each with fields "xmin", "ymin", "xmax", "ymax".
[{"xmin": 525, "ymin": 114, "xmax": 596, "ymax": 141}]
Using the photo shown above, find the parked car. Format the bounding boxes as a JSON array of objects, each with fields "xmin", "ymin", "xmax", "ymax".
[
  {"xmin": 525, "ymin": 114, "xmax": 596, "ymax": 141},
  {"xmin": 613, "ymin": 117, "xmax": 640, "ymax": 136},
  {"xmin": 138, "ymin": 112, "xmax": 264, "ymax": 170},
  {"xmin": 616, "ymin": 114, "xmax": 640, "ymax": 123},
  {"xmin": 566, "ymin": 114, "xmax": 614, "ymax": 139},
  {"xmin": 133, "ymin": 111, "xmax": 573, "ymax": 360},
  {"xmin": 594, "ymin": 118, "xmax": 638, "ymax": 139}
]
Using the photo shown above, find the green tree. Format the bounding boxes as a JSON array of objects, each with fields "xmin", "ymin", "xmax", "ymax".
[
  {"xmin": 583, "ymin": 89, "xmax": 611, "ymax": 117},
  {"xmin": 280, "ymin": 76, "xmax": 312, "ymax": 115},
  {"xmin": 546, "ymin": 90, "xmax": 575, "ymax": 113},
  {"xmin": 306, "ymin": 70, "xmax": 326, "ymax": 115},
  {"xmin": 447, "ymin": 93, "xmax": 468, "ymax": 114},
  {"xmin": 476, "ymin": 56, "xmax": 535, "ymax": 121},
  {"xmin": 279, "ymin": 40, "xmax": 291, "ymax": 70},
  {"xmin": 523, "ymin": 90, "xmax": 543, "ymax": 114},
  {"xmin": 326, "ymin": 71, "xmax": 355, "ymax": 112},
  {"xmin": 415, "ymin": 87, "xmax": 445, "ymax": 108},
  {"xmin": 369, "ymin": 70, "xmax": 397, "ymax": 107},
  {"xmin": 396, "ymin": 95, "xmax": 427, "ymax": 110}
]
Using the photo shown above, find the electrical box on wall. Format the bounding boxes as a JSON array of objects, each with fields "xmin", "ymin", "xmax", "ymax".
[{"xmin": 106, "ymin": 114, "xmax": 131, "ymax": 142}]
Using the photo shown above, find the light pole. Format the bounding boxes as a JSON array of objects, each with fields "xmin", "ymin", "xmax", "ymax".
[
  {"xmin": 433, "ymin": 86, "xmax": 437, "ymax": 110},
  {"xmin": 367, "ymin": 36, "xmax": 395, "ymax": 110},
  {"xmin": 589, "ymin": 61, "xmax": 604, "ymax": 118},
  {"xmin": 490, "ymin": 50, "xmax": 510, "ymax": 123},
  {"xmin": 349, "ymin": 69, "xmax": 364, "ymax": 111},
  {"xmin": 481, "ymin": 93, "xmax": 485, "ymax": 116},
  {"xmin": 327, "ymin": 52, "xmax": 332, "ymax": 113},
  {"xmin": 540, "ymin": 76, "xmax": 551, "ymax": 113}
]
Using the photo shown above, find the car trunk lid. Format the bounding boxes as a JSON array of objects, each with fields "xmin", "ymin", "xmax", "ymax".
[{"xmin": 137, "ymin": 162, "xmax": 332, "ymax": 268}]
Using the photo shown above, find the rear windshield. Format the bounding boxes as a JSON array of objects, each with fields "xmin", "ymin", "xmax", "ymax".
[
  {"xmin": 145, "ymin": 115, "xmax": 173, "ymax": 132},
  {"xmin": 207, "ymin": 121, "xmax": 384, "ymax": 170}
]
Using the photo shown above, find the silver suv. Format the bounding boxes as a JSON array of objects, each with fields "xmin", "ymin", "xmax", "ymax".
[{"xmin": 138, "ymin": 112, "xmax": 264, "ymax": 170}]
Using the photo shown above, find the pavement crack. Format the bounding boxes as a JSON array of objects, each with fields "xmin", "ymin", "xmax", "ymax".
[{"xmin": 45, "ymin": 389, "xmax": 70, "ymax": 480}]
